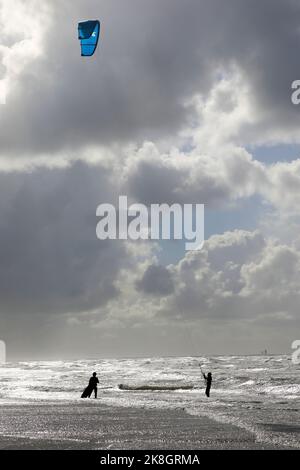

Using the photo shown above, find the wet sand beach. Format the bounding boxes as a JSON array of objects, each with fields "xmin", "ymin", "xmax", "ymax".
[{"xmin": 0, "ymin": 402, "xmax": 281, "ymax": 450}]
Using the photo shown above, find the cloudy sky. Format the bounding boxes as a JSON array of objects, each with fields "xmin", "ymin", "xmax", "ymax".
[{"xmin": 1, "ymin": 0, "xmax": 300, "ymax": 360}]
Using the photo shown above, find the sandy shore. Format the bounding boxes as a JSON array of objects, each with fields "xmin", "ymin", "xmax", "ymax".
[{"xmin": 0, "ymin": 402, "xmax": 281, "ymax": 450}]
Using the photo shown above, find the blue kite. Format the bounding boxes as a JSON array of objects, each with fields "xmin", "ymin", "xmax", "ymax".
[{"xmin": 78, "ymin": 20, "xmax": 100, "ymax": 57}]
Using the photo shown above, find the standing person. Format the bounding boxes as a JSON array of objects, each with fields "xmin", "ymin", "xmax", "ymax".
[
  {"xmin": 81, "ymin": 372, "xmax": 99, "ymax": 398},
  {"xmin": 202, "ymin": 371, "xmax": 212, "ymax": 397},
  {"xmin": 88, "ymin": 372, "xmax": 99, "ymax": 398}
]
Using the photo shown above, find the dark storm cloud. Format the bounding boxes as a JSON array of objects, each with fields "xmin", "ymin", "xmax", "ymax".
[
  {"xmin": 0, "ymin": 0, "xmax": 213, "ymax": 155},
  {"xmin": 0, "ymin": 161, "xmax": 128, "ymax": 314},
  {"xmin": 2, "ymin": 0, "xmax": 300, "ymax": 157},
  {"xmin": 126, "ymin": 156, "xmax": 232, "ymax": 206},
  {"xmin": 136, "ymin": 264, "xmax": 174, "ymax": 296}
]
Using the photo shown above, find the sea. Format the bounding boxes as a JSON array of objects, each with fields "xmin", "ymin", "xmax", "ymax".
[{"xmin": 0, "ymin": 355, "xmax": 299, "ymax": 448}]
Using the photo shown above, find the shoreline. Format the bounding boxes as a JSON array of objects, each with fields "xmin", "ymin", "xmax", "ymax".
[{"xmin": 0, "ymin": 401, "xmax": 285, "ymax": 450}]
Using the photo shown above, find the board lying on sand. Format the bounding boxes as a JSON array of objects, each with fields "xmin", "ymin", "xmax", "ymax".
[
  {"xmin": 81, "ymin": 385, "xmax": 93, "ymax": 398},
  {"xmin": 118, "ymin": 384, "xmax": 194, "ymax": 391}
]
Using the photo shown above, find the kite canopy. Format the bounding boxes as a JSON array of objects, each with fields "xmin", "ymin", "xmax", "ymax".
[{"xmin": 78, "ymin": 20, "xmax": 100, "ymax": 57}]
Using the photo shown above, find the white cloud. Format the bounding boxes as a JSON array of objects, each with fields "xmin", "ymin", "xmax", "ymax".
[
  {"xmin": 109, "ymin": 230, "xmax": 300, "ymax": 326},
  {"xmin": 0, "ymin": 0, "xmax": 52, "ymax": 102}
]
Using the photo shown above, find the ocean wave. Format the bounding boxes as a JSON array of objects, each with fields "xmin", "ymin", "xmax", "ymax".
[
  {"xmin": 118, "ymin": 383, "xmax": 195, "ymax": 391},
  {"xmin": 0, "ymin": 355, "xmax": 299, "ymax": 447}
]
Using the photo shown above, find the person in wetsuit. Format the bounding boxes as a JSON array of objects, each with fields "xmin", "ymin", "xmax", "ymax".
[
  {"xmin": 202, "ymin": 371, "xmax": 212, "ymax": 397},
  {"xmin": 88, "ymin": 372, "xmax": 99, "ymax": 398}
]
